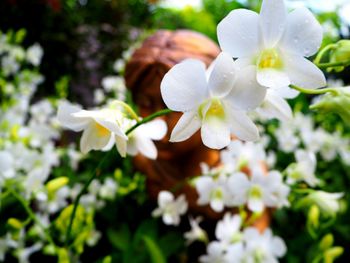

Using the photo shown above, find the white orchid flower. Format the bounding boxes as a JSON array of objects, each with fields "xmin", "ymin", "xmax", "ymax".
[
  {"xmin": 286, "ymin": 149, "xmax": 319, "ymax": 187},
  {"xmin": 184, "ymin": 216, "xmax": 208, "ymax": 245},
  {"xmin": 243, "ymin": 227, "xmax": 287, "ymax": 262},
  {"xmin": 227, "ymin": 171, "xmax": 289, "ymax": 212},
  {"xmin": 305, "ymin": 191, "xmax": 343, "ymax": 217},
  {"xmin": 161, "ymin": 52, "xmax": 266, "ymax": 149},
  {"xmin": 215, "ymin": 213, "xmax": 243, "ymax": 245},
  {"xmin": 57, "ymin": 101, "xmax": 127, "ymax": 154},
  {"xmin": 217, "ymin": 0, "xmax": 326, "ymax": 90},
  {"xmin": 195, "ymin": 174, "xmax": 232, "ymax": 212},
  {"xmin": 152, "ymin": 191, "xmax": 188, "ymax": 226},
  {"xmin": 125, "ymin": 119, "xmax": 167, "ymax": 160}
]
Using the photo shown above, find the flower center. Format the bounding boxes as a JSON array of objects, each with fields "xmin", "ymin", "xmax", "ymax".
[
  {"xmin": 198, "ymin": 98, "xmax": 225, "ymax": 120},
  {"xmin": 211, "ymin": 187, "xmax": 223, "ymax": 200},
  {"xmin": 249, "ymin": 185, "xmax": 263, "ymax": 199},
  {"xmin": 95, "ymin": 123, "xmax": 110, "ymax": 137},
  {"xmin": 257, "ymin": 49, "xmax": 283, "ymax": 70}
]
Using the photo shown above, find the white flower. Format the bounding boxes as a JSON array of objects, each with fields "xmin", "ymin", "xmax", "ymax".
[
  {"xmin": 218, "ymin": 0, "xmax": 326, "ymax": 90},
  {"xmin": 286, "ymin": 150, "xmax": 319, "ymax": 187},
  {"xmin": 152, "ymin": 191, "xmax": 188, "ymax": 226},
  {"xmin": 228, "ymin": 171, "xmax": 289, "ymax": 212},
  {"xmin": 195, "ymin": 174, "xmax": 232, "ymax": 212},
  {"xmin": 0, "ymin": 151, "xmax": 15, "ymax": 179},
  {"xmin": 215, "ymin": 213, "xmax": 242, "ymax": 245},
  {"xmin": 17, "ymin": 243, "xmax": 43, "ymax": 263},
  {"xmin": 243, "ymin": 228, "xmax": 287, "ymax": 262},
  {"xmin": 200, "ymin": 241, "xmax": 244, "ymax": 263},
  {"xmin": 57, "ymin": 101, "xmax": 127, "ymax": 154},
  {"xmin": 184, "ymin": 217, "xmax": 208, "ymax": 245},
  {"xmin": 124, "ymin": 119, "xmax": 167, "ymax": 160},
  {"xmin": 220, "ymin": 140, "xmax": 266, "ymax": 174},
  {"xmin": 305, "ymin": 191, "xmax": 343, "ymax": 217},
  {"xmin": 161, "ymin": 52, "xmax": 266, "ymax": 149},
  {"xmin": 99, "ymin": 178, "xmax": 118, "ymax": 200},
  {"xmin": 26, "ymin": 44, "xmax": 43, "ymax": 66},
  {"xmin": 199, "ymin": 241, "xmax": 227, "ymax": 263}
]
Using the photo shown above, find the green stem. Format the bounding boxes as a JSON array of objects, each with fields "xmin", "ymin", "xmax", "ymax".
[
  {"xmin": 65, "ymin": 108, "xmax": 172, "ymax": 246},
  {"xmin": 10, "ymin": 189, "xmax": 57, "ymax": 250},
  {"xmin": 313, "ymin": 44, "xmax": 337, "ymax": 64},
  {"xmin": 65, "ymin": 150, "xmax": 112, "ymax": 246},
  {"xmin": 316, "ymin": 60, "xmax": 350, "ymax": 69},
  {"xmin": 290, "ymin": 84, "xmax": 337, "ymax": 95},
  {"xmin": 126, "ymin": 109, "xmax": 172, "ymax": 135}
]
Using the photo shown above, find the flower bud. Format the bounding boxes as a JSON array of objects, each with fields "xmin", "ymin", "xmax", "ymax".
[
  {"xmin": 308, "ymin": 205, "xmax": 320, "ymax": 228},
  {"xmin": 311, "ymin": 87, "xmax": 350, "ymax": 123},
  {"xmin": 329, "ymin": 40, "xmax": 350, "ymax": 72},
  {"xmin": 319, "ymin": 234, "xmax": 334, "ymax": 251},
  {"xmin": 7, "ymin": 218, "xmax": 23, "ymax": 230},
  {"xmin": 324, "ymin": 247, "xmax": 344, "ymax": 263},
  {"xmin": 46, "ymin": 177, "xmax": 69, "ymax": 199}
]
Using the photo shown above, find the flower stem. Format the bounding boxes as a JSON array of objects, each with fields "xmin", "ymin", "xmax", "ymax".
[
  {"xmin": 316, "ymin": 60, "xmax": 350, "ymax": 69},
  {"xmin": 9, "ymin": 189, "xmax": 57, "ymax": 251},
  {"xmin": 313, "ymin": 44, "xmax": 337, "ymax": 64},
  {"xmin": 126, "ymin": 109, "xmax": 172, "ymax": 135},
  {"xmin": 290, "ymin": 84, "xmax": 337, "ymax": 95},
  {"xmin": 65, "ymin": 150, "xmax": 112, "ymax": 247}
]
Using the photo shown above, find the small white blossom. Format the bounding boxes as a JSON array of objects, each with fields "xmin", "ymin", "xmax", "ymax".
[
  {"xmin": 184, "ymin": 217, "xmax": 208, "ymax": 245},
  {"xmin": 152, "ymin": 191, "xmax": 188, "ymax": 226},
  {"xmin": 26, "ymin": 43, "xmax": 43, "ymax": 66}
]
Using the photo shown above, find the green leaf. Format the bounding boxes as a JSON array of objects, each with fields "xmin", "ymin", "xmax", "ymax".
[
  {"xmin": 107, "ymin": 224, "xmax": 130, "ymax": 251},
  {"xmin": 142, "ymin": 236, "xmax": 166, "ymax": 263},
  {"xmin": 158, "ymin": 232, "xmax": 184, "ymax": 258}
]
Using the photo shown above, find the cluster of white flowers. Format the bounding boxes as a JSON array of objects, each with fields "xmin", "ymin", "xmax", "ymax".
[
  {"xmin": 200, "ymin": 213, "xmax": 286, "ymax": 263},
  {"xmin": 195, "ymin": 140, "xmax": 290, "ymax": 213},
  {"xmin": 161, "ymin": 0, "xmax": 325, "ymax": 149}
]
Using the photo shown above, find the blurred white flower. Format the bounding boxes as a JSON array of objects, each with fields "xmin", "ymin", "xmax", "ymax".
[
  {"xmin": 161, "ymin": 52, "xmax": 265, "ymax": 149},
  {"xmin": 0, "ymin": 151, "xmax": 15, "ymax": 179},
  {"xmin": 286, "ymin": 149, "xmax": 319, "ymax": 187},
  {"xmin": 26, "ymin": 43, "xmax": 43, "ymax": 66},
  {"xmin": 93, "ymin": 89, "xmax": 106, "ymax": 104},
  {"xmin": 1, "ymin": 55, "xmax": 20, "ymax": 76},
  {"xmin": 243, "ymin": 228, "xmax": 287, "ymax": 262},
  {"xmin": 99, "ymin": 178, "xmax": 118, "ymax": 200},
  {"xmin": 184, "ymin": 216, "xmax": 208, "ymax": 245},
  {"xmin": 17, "ymin": 242, "xmax": 42, "ymax": 263},
  {"xmin": 195, "ymin": 174, "xmax": 231, "ymax": 212},
  {"xmin": 199, "ymin": 241, "xmax": 227, "ymax": 263},
  {"xmin": 215, "ymin": 213, "xmax": 242, "ymax": 245},
  {"xmin": 218, "ymin": 0, "xmax": 326, "ymax": 89},
  {"xmin": 125, "ymin": 119, "xmax": 167, "ymax": 160},
  {"xmin": 304, "ymin": 191, "xmax": 343, "ymax": 217},
  {"xmin": 57, "ymin": 101, "xmax": 128, "ymax": 154},
  {"xmin": 228, "ymin": 170, "xmax": 289, "ymax": 212},
  {"xmin": 152, "ymin": 191, "xmax": 188, "ymax": 226}
]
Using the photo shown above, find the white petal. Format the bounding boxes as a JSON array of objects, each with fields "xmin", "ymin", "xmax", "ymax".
[
  {"xmin": 57, "ymin": 101, "xmax": 88, "ymax": 131},
  {"xmin": 260, "ymin": 0, "xmax": 287, "ymax": 47},
  {"xmin": 210, "ymin": 199, "xmax": 224, "ymax": 212},
  {"xmin": 115, "ymin": 135, "xmax": 127, "ymax": 157},
  {"xmin": 284, "ymin": 54, "xmax": 326, "ymax": 89},
  {"xmin": 208, "ymin": 52, "xmax": 236, "ymax": 98},
  {"xmin": 138, "ymin": 119, "xmax": 167, "ymax": 140},
  {"xmin": 163, "ymin": 214, "xmax": 176, "ymax": 225},
  {"xmin": 217, "ymin": 9, "xmax": 261, "ymax": 58},
  {"xmin": 228, "ymin": 110, "xmax": 259, "ymax": 141},
  {"xmin": 271, "ymin": 237, "xmax": 287, "ymax": 257},
  {"xmin": 226, "ymin": 66, "xmax": 266, "ymax": 110},
  {"xmin": 248, "ymin": 197, "xmax": 264, "ymax": 212},
  {"xmin": 280, "ymin": 7, "xmax": 323, "ymax": 57},
  {"xmin": 158, "ymin": 191, "xmax": 174, "ymax": 207},
  {"xmin": 135, "ymin": 136, "xmax": 158, "ymax": 159},
  {"xmin": 201, "ymin": 114, "xmax": 231, "ymax": 149},
  {"xmin": 94, "ymin": 118, "xmax": 127, "ymax": 140},
  {"xmin": 257, "ymin": 69, "xmax": 290, "ymax": 89},
  {"xmin": 80, "ymin": 123, "xmax": 111, "ymax": 153},
  {"xmin": 234, "ymin": 57, "xmax": 253, "ymax": 69},
  {"xmin": 160, "ymin": 59, "xmax": 208, "ymax": 112},
  {"xmin": 196, "ymin": 176, "xmax": 214, "ymax": 204},
  {"xmin": 274, "ymin": 85, "xmax": 299, "ymax": 99},
  {"xmin": 170, "ymin": 111, "xmax": 201, "ymax": 142},
  {"xmin": 258, "ymin": 89, "xmax": 292, "ymax": 122}
]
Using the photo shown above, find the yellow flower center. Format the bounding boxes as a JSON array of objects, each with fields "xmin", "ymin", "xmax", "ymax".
[
  {"xmin": 95, "ymin": 123, "xmax": 110, "ymax": 137},
  {"xmin": 257, "ymin": 49, "xmax": 284, "ymax": 70},
  {"xmin": 198, "ymin": 98, "xmax": 226, "ymax": 120},
  {"xmin": 249, "ymin": 185, "xmax": 263, "ymax": 199}
]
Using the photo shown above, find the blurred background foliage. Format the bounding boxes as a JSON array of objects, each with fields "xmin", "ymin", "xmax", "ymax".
[{"xmin": 1, "ymin": 0, "xmax": 350, "ymax": 262}]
